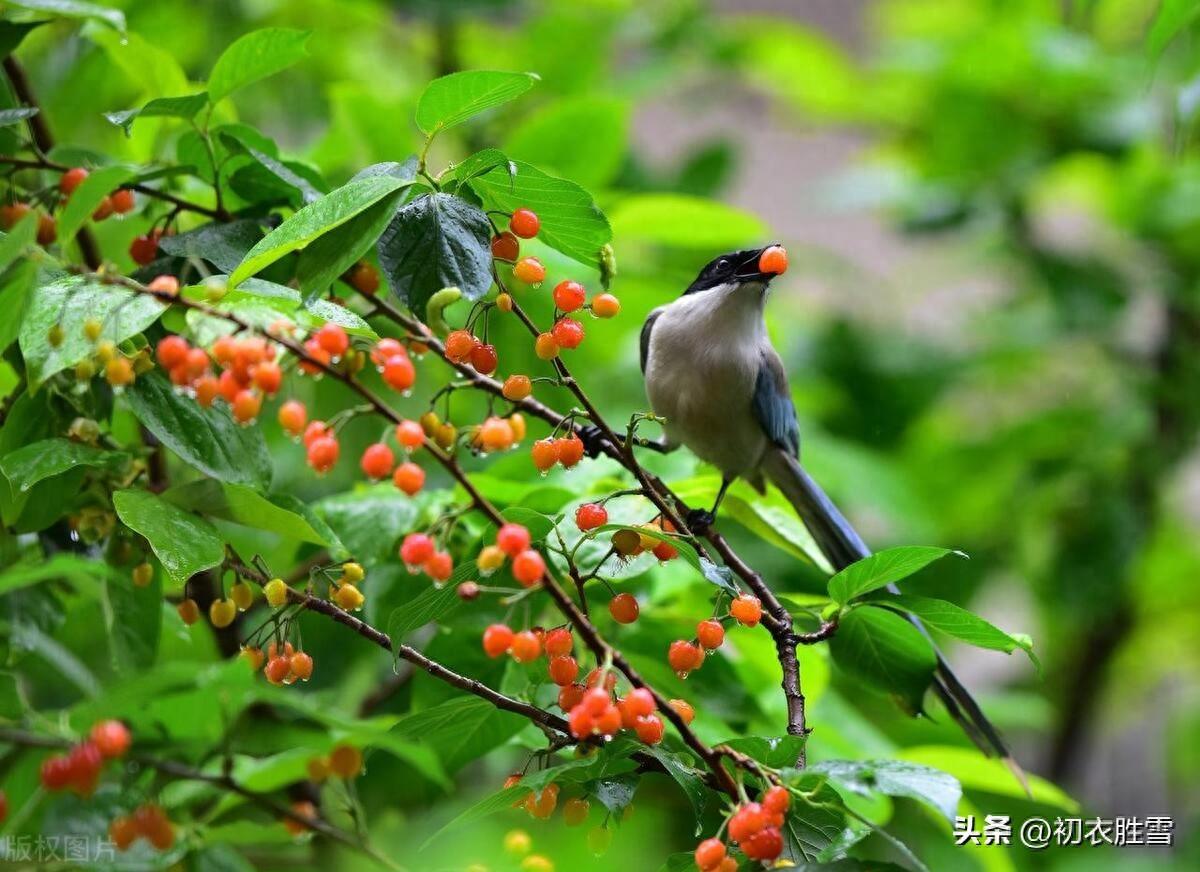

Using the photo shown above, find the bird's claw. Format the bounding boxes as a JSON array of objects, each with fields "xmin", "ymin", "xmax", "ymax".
[
  {"xmin": 578, "ymin": 424, "xmax": 606, "ymax": 459},
  {"xmin": 686, "ymin": 508, "xmax": 715, "ymax": 534}
]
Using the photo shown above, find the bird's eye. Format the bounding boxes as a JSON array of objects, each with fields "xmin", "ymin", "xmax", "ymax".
[{"xmin": 716, "ymin": 259, "xmax": 729, "ymax": 270}]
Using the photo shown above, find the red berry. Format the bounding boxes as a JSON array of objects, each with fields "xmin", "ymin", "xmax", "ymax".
[
  {"xmin": 360, "ymin": 442, "xmax": 395, "ymax": 479},
  {"xmin": 741, "ymin": 826, "xmax": 783, "ymax": 861},
  {"xmin": 130, "ymin": 233, "xmax": 158, "ymax": 265},
  {"xmin": 552, "ymin": 280, "xmax": 586, "ymax": 313},
  {"xmin": 395, "ymin": 419, "xmax": 425, "ymax": 450},
  {"xmin": 510, "ymin": 208, "xmax": 540, "ymax": 238},
  {"xmin": 60, "ymin": 167, "xmax": 89, "ymax": 194},
  {"xmin": 730, "ymin": 593, "xmax": 762, "ymax": 627},
  {"xmin": 92, "ymin": 196, "xmax": 114, "ymax": 221},
  {"xmin": 371, "ymin": 338, "xmax": 406, "ymax": 367},
  {"xmin": 728, "ymin": 802, "xmax": 767, "ymax": 844},
  {"xmin": 491, "ymin": 231, "xmax": 520, "ymax": 261},
  {"xmin": 510, "ymin": 630, "xmax": 542, "ymax": 663},
  {"xmin": 483, "ymin": 623, "xmax": 514, "ymax": 657},
  {"xmin": 40, "ymin": 755, "xmax": 72, "ymax": 791},
  {"xmin": 423, "ymin": 551, "xmax": 453, "ymax": 582},
  {"xmin": 278, "ymin": 400, "xmax": 307, "ymax": 437},
  {"xmin": 668, "ymin": 640, "xmax": 704, "ymax": 677},
  {"xmin": 89, "ymin": 720, "xmax": 131, "ymax": 758},
  {"xmin": 609, "ymin": 592, "xmax": 639, "ymax": 624},
  {"xmin": 568, "ymin": 705, "xmax": 595, "ymax": 739},
  {"xmin": 382, "ymin": 354, "xmax": 416, "ymax": 391},
  {"xmin": 575, "ymin": 502, "xmax": 608, "ymax": 531},
  {"xmin": 470, "ymin": 343, "xmax": 498, "ymax": 375},
  {"xmin": 307, "ymin": 435, "xmax": 340, "ymax": 473},
  {"xmin": 695, "ymin": 838, "xmax": 727, "ymax": 871},
  {"xmin": 393, "ymin": 461, "xmax": 425, "ymax": 495},
  {"xmin": 315, "ymin": 323, "xmax": 349, "ymax": 356},
  {"xmin": 156, "ymin": 335, "xmax": 189, "ymax": 369},
  {"xmin": 400, "ymin": 533, "xmax": 435, "ymax": 567},
  {"xmin": 634, "ymin": 713, "xmax": 664, "ymax": 745},
  {"xmin": 652, "ymin": 539, "xmax": 679, "ymax": 562},
  {"xmin": 758, "ymin": 245, "xmax": 788, "ymax": 276},
  {"xmin": 696, "ymin": 619, "xmax": 725, "ymax": 650},
  {"xmin": 557, "ymin": 434, "xmax": 585, "ymax": 468},
  {"xmin": 551, "ymin": 317, "xmax": 585, "ymax": 350},
  {"xmin": 37, "ymin": 213, "xmax": 56, "ymax": 246},
  {"xmin": 586, "ymin": 668, "xmax": 618, "ymax": 693},
  {"xmin": 496, "ymin": 523, "xmax": 532, "ymax": 557},
  {"xmin": 302, "ymin": 420, "xmax": 329, "ymax": 448},
  {"xmin": 0, "ymin": 202, "xmax": 30, "ymax": 230},
  {"xmin": 67, "ymin": 741, "xmax": 103, "ymax": 795},
  {"xmin": 511, "ymin": 549, "xmax": 545, "ymax": 587},
  {"xmin": 763, "ymin": 785, "xmax": 790, "ymax": 815},
  {"xmin": 110, "ymin": 188, "xmax": 135, "ymax": 214},
  {"xmin": 544, "ymin": 627, "xmax": 573, "ymax": 657},
  {"xmin": 348, "ymin": 261, "xmax": 379, "ymax": 294},
  {"xmin": 559, "ymin": 683, "xmax": 585, "ymax": 711},
  {"xmin": 548, "ymin": 655, "xmax": 579, "ymax": 685},
  {"xmin": 623, "ymin": 687, "xmax": 656, "ymax": 718},
  {"xmin": 444, "ymin": 330, "xmax": 477, "ymax": 363},
  {"xmin": 582, "ymin": 687, "xmax": 611, "ymax": 717}
]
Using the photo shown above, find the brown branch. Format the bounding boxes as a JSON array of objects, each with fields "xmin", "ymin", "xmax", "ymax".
[{"xmin": 2, "ymin": 58, "xmax": 102, "ymax": 269}]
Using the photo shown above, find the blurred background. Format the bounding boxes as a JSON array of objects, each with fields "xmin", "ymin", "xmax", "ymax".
[{"xmin": 10, "ymin": 0, "xmax": 1200, "ymax": 868}]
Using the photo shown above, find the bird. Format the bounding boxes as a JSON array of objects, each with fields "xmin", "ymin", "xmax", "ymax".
[{"xmin": 638, "ymin": 244, "xmax": 1023, "ymax": 779}]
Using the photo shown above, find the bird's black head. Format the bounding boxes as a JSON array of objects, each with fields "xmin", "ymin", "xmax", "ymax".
[{"xmin": 683, "ymin": 244, "xmax": 782, "ymax": 296}]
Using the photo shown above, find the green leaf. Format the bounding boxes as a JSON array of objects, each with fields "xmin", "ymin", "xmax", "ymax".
[
  {"xmin": 419, "ymin": 786, "xmax": 528, "ymax": 847},
  {"xmin": 811, "ymin": 758, "xmax": 962, "ymax": 824},
  {"xmin": 386, "ymin": 564, "xmax": 469, "ymax": 641},
  {"xmin": 0, "ymin": 209, "xmax": 39, "ymax": 271},
  {"xmin": 103, "ymin": 568, "xmax": 162, "ymax": 671},
  {"xmin": 503, "ymin": 96, "xmax": 628, "ymax": 189},
  {"xmin": 897, "ymin": 745, "xmax": 1078, "ymax": 811},
  {"xmin": 104, "ymin": 92, "xmax": 207, "ymax": 136},
  {"xmin": 0, "ymin": 21, "xmax": 43, "ymax": 59},
  {"xmin": 376, "ymin": 192, "xmax": 493, "ymax": 319},
  {"xmin": 207, "ymin": 28, "xmax": 311, "ymax": 104},
  {"xmin": 316, "ymin": 484, "xmax": 422, "ymax": 563},
  {"xmin": 158, "ymin": 220, "xmax": 263, "ymax": 274},
  {"xmin": 162, "ymin": 479, "xmax": 330, "ymax": 546},
  {"xmin": 0, "ymin": 553, "xmax": 117, "ymax": 597},
  {"xmin": 641, "ymin": 746, "xmax": 710, "ymax": 834},
  {"xmin": 874, "ymin": 594, "xmax": 1039, "ymax": 669},
  {"xmin": 1148, "ymin": 0, "xmax": 1200, "ymax": 59},
  {"xmin": 297, "ymin": 187, "xmax": 406, "ymax": 302},
  {"xmin": 56, "ymin": 164, "xmax": 134, "ymax": 243},
  {"xmin": 391, "ymin": 696, "xmax": 526, "ymax": 772},
  {"xmin": 0, "ymin": 437, "xmax": 128, "ymax": 492},
  {"xmin": 719, "ymin": 735, "xmax": 806, "ymax": 769},
  {"xmin": 230, "ymin": 174, "xmax": 411, "ymax": 286},
  {"xmin": 469, "ymin": 160, "xmax": 612, "ymax": 269},
  {"xmin": 6, "ymin": 0, "xmax": 124, "ymax": 32},
  {"xmin": 181, "ymin": 276, "xmax": 374, "ymax": 340},
  {"xmin": 0, "ymin": 107, "xmax": 38, "ymax": 128},
  {"xmin": 218, "ymin": 128, "xmax": 322, "ymax": 204},
  {"xmin": 828, "ymin": 606, "xmax": 936, "ymax": 713},
  {"xmin": 18, "ymin": 275, "xmax": 165, "ymax": 389},
  {"xmin": 112, "ymin": 489, "xmax": 225, "ymax": 586},
  {"xmin": 609, "ymin": 193, "xmax": 768, "ymax": 249},
  {"xmin": 415, "ymin": 70, "xmax": 538, "ymax": 135},
  {"xmin": 828, "ymin": 546, "xmax": 963, "ymax": 605},
  {"xmin": 125, "ymin": 371, "xmax": 273, "ymax": 489},
  {"xmin": 498, "ymin": 506, "xmax": 558, "ymax": 542},
  {"xmin": 450, "ymin": 148, "xmax": 515, "ymax": 187}
]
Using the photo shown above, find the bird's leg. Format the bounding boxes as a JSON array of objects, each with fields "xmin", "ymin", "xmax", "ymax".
[{"xmin": 686, "ymin": 477, "xmax": 731, "ymax": 534}]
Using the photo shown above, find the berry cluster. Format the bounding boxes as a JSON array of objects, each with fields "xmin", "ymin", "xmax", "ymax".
[
  {"xmin": 239, "ymin": 640, "xmax": 315, "ymax": 686},
  {"xmin": 695, "ymin": 786, "xmax": 790, "ymax": 868},
  {"xmin": 400, "ymin": 532, "xmax": 455, "ymax": 583},
  {"xmin": 530, "ymin": 433, "xmax": 585, "ymax": 473},
  {"xmin": 663, "ymin": 592, "xmax": 762, "ymax": 679},
  {"xmin": 39, "ymin": 720, "xmax": 131, "ymax": 797},
  {"xmin": 2, "ymin": 166, "xmax": 137, "ymax": 250},
  {"xmin": 109, "ymin": 803, "xmax": 174, "ymax": 852}
]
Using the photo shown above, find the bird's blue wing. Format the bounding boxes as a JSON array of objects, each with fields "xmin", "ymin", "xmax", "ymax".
[{"xmin": 753, "ymin": 350, "xmax": 800, "ymax": 457}]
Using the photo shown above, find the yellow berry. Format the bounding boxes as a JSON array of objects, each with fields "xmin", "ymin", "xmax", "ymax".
[
  {"xmin": 84, "ymin": 318, "xmax": 103, "ymax": 341},
  {"xmin": 334, "ymin": 583, "xmax": 364, "ymax": 612},
  {"xmin": 306, "ymin": 756, "xmax": 330, "ymax": 782},
  {"xmin": 503, "ymin": 829, "xmax": 532, "ymax": 856},
  {"xmin": 477, "ymin": 545, "xmax": 506, "ymax": 574},
  {"xmin": 177, "ymin": 598, "xmax": 200, "ymax": 625},
  {"xmin": 131, "ymin": 561, "xmax": 153, "ymax": 587},
  {"xmin": 264, "ymin": 578, "xmax": 289, "ymax": 607},
  {"xmin": 209, "ymin": 598, "xmax": 237, "ymax": 628},
  {"xmin": 47, "ymin": 324, "xmax": 64, "ymax": 347},
  {"xmin": 230, "ymin": 581, "xmax": 254, "ymax": 611},
  {"xmin": 342, "ymin": 562, "xmax": 365, "ymax": 584},
  {"xmin": 328, "ymin": 744, "xmax": 363, "ymax": 778}
]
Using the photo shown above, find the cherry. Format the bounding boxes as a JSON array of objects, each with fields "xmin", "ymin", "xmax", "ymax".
[
  {"xmin": 177, "ymin": 598, "xmax": 200, "ymax": 624},
  {"xmin": 609, "ymin": 592, "xmax": 639, "ymax": 624},
  {"xmin": 623, "ymin": 688, "xmax": 656, "ymax": 718},
  {"xmin": 510, "ymin": 630, "xmax": 542, "ymax": 663},
  {"xmin": 585, "ymin": 668, "xmax": 617, "ymax": 693},
  {"xmin": 652, "ymin": 539, "xmax": 678, "ymax": 561},
  {"xmin": 552, "ymin": 317, "xmax": 585, "ymax": 350},
  {"xmin": 591, "ymin": 293, "xmax": 620, "ymax": 318},
  {"xmin": 278, "ymin": 400, "xmax": 307, "ymax": 437},
  {"xmin": 668, "ymin": 640, "xmax": 704, "ymax": 677},
  {"xmin": 526, "ymin": 783, "xmax": 559, "ymax": 819},
  {"xmin": 478, "ymin": 416, "xmax": 515, "ymax": 452},
  {"xmin": 470, "ymin": 342, "xmax": 498, "ymax": 375},
  {"xmin": 512, "ymin": 549, "xmax": 545, "ymax": 587},
  {"xmin": 758, "ymin": 245, "xmax": 788, "ymax": 276},
  {"xmin": 68, "ymin": 741, "xmax": 102, "ymax": 795},
  {"xmin": 382, "ymin": 355, "xmax": 416, "ymax": 390},
  {"xmin": 371, "ymin": 339, "xmax": 406, "ymax": 370},
  {"xmin": 315, "ymin": 323, "xmax": 350, "ymax": 357},
  {"xmin": 36, "ymin": 213, "xmax": 56, "ymax": 246},
  {"xmin": 264, "ymin": 655, "xmax": 290, "ymax": 684},
  {"xmin": 105, "ymin": 357, "xmax": 134, "ymax": 387},
  {"xmin": 695, "ymin": 838, "xmax": 727, "ymax": 871},
  {"xmin": 307, "ymin": 435, "xmax": 340, "ymax": 473},
  {"xmin": 457, "ymin": 580, "xmax": 481, "ymax": 600},
  {"xmin": 231, "ymin": 389, "xmax": 261, "ymax": 424},
  {"xmin": 361, "ymin": 442, "xmax": 395, "ymax": 479},
  {"xmin": 342, "ymin": 562, "xmax": 365, "ymax": 584},
  {"xmin": 60, "ymin": 167, "xmax": 89, "ymax": 194},
  {"xmin": 513, "ymin": 256, "xmax": 545, "ymax": 285},
  {"xmin": 563, "ymin": 797, "xmax": 589, "ymax": 826},
  {"xmin": 303, "ymin": 420, "xmax": 330, "ymax": 447},
  {"xmin": 582, "ymin": 687, "xmax": 611, "ymax": 717},
  {"xmin": 496, "ymin": 523, "xmax": 532, "ymax": 556},
  {"xmin": 92, "ymin": 196, "xmax": 114, "ymax": 221},
  {"xmin": 265, "ymin": 578, "xmax": 289, "ymax": 606},
  {"xmin": 111, "ymin": 188, "xmax": 135, "ymax": 214},
  {"xmin": 727, "ymin": 802, "xmax": 767, "ymax": 843},
  {"xmin": 477, "ymin": 544, "xmax": 506, "ymax": 573},
  {"xmin": 423, "ymin": 550, "xmax": 453, "ymax": 582},
  {"xmin": 334, "ymin": 582, "xmax": 365, "ymax": 611},
  {"xmin": 634, "ymin": 714, "xmax": 664, "ymax": 745},
  {"xmin": 184, "ymin": 347, "xmax": 210, "ymax": 379},
  {"xmin": 552, "ymin": 280, "xmax": 586, "ymax": 312},
  {"xmin": 558, "ymin": 683, "xmax": 585, "ymax": 711},
  {"xmin": 491, "ymin": 231, "xmax": 520, "ymax": 261},
  {"xmin": 40, "ymin": 755, "xmax": 72, "ymax": 790},
  {"xmin": 156, "ymin": 335, "xmax": 189, "ymax": 369},
  {"xmin": 509, "ymin": 208, "xmax": 540, "ymax": 238},
  {"xmin": 90, "ymin": 720, "xmax": 131, "ymax": 758},
  {"xmin": 575, "ymin": 503, "xmax": 608, "ymax": 531},
  {"xmin": 0, "ymin": 202, "xmax": 30, "ymax": 229},
  {"xmin": 241, "ymin": 646, "xmax": 265, "ymax": 670},
  {"xmin": 110, "ymin": 815, "xmax": 137, "ymax": 850},
  {"xmin": 531, "ymin": 438, "xmax": 560, "ymax": 472},
  {"xmin": 763, "ymin": 785, "xmax": 790, "ymax": 815},
  {"xmin": 209, "ymin": 598, "xmax": 237, "ymax": 628},
  {"xmin": 395, "ymin": 419, "xmax": 425, "ymax": 450},
  {"xmin": 252, "ymin": 361, "xmax": 282, "ymax": 394},
  {"xmin": 444, "ymin": 330, "xmax": 477, "ymax": 363},
  {"xmin": 134, "ymin": 803, "xmax": 174, "ymax": 850},
  {"xmin": 668, "ymin": 698, "xmax": 695, "ymax": 725},
  {"xmin": 129, "ymin": 233, "xmax": 158, "ymax": 265},
  {"xmin": 556, "ymin": 434, "xmax": 585, "ymax": 468},
  {"xmin": 503, "ymin": 374, "xmax": 532, "ymax": 401},
  {"xmin": 510, "ymin": 413, "xmax": 526, "ymax": 444},
  {"xmin": 400, "ymin": 533, "xmax": 436, "ymax": 567},
  {"xmin": 741, "ymin": 826, "xmax": 783, "ymax": 861},
  {"xmin": 548, "ymin": 655, "xmax": 579, "ymax": 685},
  {"xmin": 534, "ymin": 332, "xmax": 559, "ymax": 360},
  {"xmin": 393, "ymin": 461, "xmax": 425, "ymax": 495},
  {"xmin": 348, "ymin": 261, "xmax": 379, "ymax": 294},
  {"xmin": 696, "ymin": 619, "xmax": 725, "ymax": 650},
  {"xmin": 147, "ymin": 274, "xmax": 179, "ymax": 297},
  {"xmin": 285, "ymin": 800, "xmax": 316, "ymax": 836},
  {"xmin": 290, "ymin": 651, "xmax": 314, "ymax": 681},
  {"xmin": 730, "ymin": 593, "xmax": 762, "ymax": 627},
  {"xmin": 329, "ymin": 744, "xmax": 362, "ymax": 778},
  {"xmin": 544, "ymin": 627, "xmax": 573, "ymax": 657},
  {"xmin": 483, "ymin": 623, "xmax": 514, "ymax": 657}
]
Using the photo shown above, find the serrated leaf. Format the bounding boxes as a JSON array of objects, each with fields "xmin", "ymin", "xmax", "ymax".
[
  {"xmin": 415, "ymin": 70, "xmax": 538, "ymax": 135},
  {"xmin": 451, "ymin": 148, "xmax": 515, "ymax": 186},
  {"xmin": 158, "ymin": 220, "xmax": 263, "ymax": 273},
  {"xmin": 469, "ymin": 160, "xmax": 611, "ymax": 269},
  {"xmin": 7, "ymin": 0, "xmax": 124, "ymax": 32},
  {"xmin": 56, "ymin": 164, "xmax": 134, "ymax": 245},
  {"xmin": 376, "ymin": 191, "xmax": 493, "ymax": 319},
  {"xmin": 829, "ymin": 606, "xmax": 937, "ymax": 712},
  {"xmin": 297, "ymin": 188, "xmax": 404, "ymax": 303},
  {"xmin": 104, "ymin": 92, "xmax": 207, "ymax": 136},
  {"xmin": 162, "ymin": 479, "xmax": 329, "ymax": 546},
  {"xmin": 231, "ymin": 174, "xmax": 411, "ymax": 286},
  {"xmin": 811, "ymin": 759, "xmax": 962, "ymax": 824},
  {"xmin": 719, "ymin": 734, "xmax": 806, "ymax": 768},
  {"xmin": 897, "ymin": 745, "xmax": 1077, "ymax": 811},
  {"xmin": 180, "ymin": 275, "xmax": 374, "ymax": 339},
  {"xmin": 873, "ymin": 594, "xmax": 1039, "ymax": 670},
  {"xmin": 18, "ymin": 276, "xmax": 166, "ymax": 389},
  {"xmin": 315, "ymin": 484, "xmax": 422, "ymax": 563},
  {"xmin": 112, "ymin": 489, "xmax": 225, "ymax": 586},
  {"xmin": 207, "ymin": 28, "xmax": 310, "ymax": 104},
  {"xmin": 0, "ymin": 438, "xmax": 128, "ymax": 492},
  {"xmin": 125, "ymin": 371, "xmax": 273, "ymax": 489},
  {"xmin": 828, "ymin": 546, "xmax": 963, "ymax": 605}
]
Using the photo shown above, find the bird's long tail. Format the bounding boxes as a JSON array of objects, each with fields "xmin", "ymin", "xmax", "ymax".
[{"xmin": 762, "ymin": 448, "xmax": 1028, "ymax": 789}]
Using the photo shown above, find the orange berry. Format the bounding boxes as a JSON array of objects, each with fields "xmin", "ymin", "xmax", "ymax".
[
  {"xmin": 479, "ymin": 415, "xmax": 515, "ymax": 452},
  {"xmin": 591, "ymin": 293, "xmax": 620, "ymax": 318},
  {"xmin": 382, "ymin": 354, "xmax": 416, "ymax": 391},
  {"xmin": 231, "ymin": 389, "xmax": 261, "ymax": 424},
  {"xmin": 328, "ymin": 744, "xmax": 363, "ymax": 778},
  {"xmin": 265, "ymin": 656, "xmax": 291, "ymax": 684},
  {"xmin": 423, "ymin": 551, "xmax": 453, "ymax": 582},
  {"xmin": 147, "ymin": 274, "xmax": 179, "ymax": 297},
  {"xmin": 548, "ymin": 655, "xmax": 578, "ymax": 685},
  {"xmin": 470, "ymin": 343, "xmax": 498, "ymax": 375},
  {"xmin": 253, "ymin": 361, "xmax": 282, "ymax": 394},
  {"xmin": 59, "ymin": 167, "xmax": 89, "ymax": 194},
  {"xmin": 89, "ymin": 720, "xmax": 131, "ymax": 758},
  {"xmin": 105, "ymin": 357, "xmax": 134, "ymax": 387},
  {"xmin": 552, "ymin": 317, "xmax": 585, "ymax": 350},
  {"xmin": 634, "ymin": 713, "xmax": 664, "ymax": 745},
  {"xmin": 511, "ymin": 549, "xmax": 545, "ymax": 587},
  {"xmin": 360, "ymin": 442, "xmax": 395, "ymax": 479},
  {"xmin": 558, "ymin": 683, "xmax": 585, "ymax": 712},
  {"xmin": 608, "ymin": 593, "xmax": 639, "ymax": 624},
  {"xmin": 92, "ymin": 196, "xmax": 114, "ymax": 221},
  {"xmin": 36, "ymin": 213, "xmax": 56, "ymax": 245},
  {"xmin": 758, "ymin": 245, "xmax": 788, "ymax": 276},
  {"xmin": 315, "ymin": 323, "xmax": 349, "ymax": 356},
  {"xmin": 496, "ymin": 523, "xmax": 531, "ymax": 556},
  {"xmin": 111, "ymin": 188, "xmax": 135, "ymax": 214},
  {"xmin": 695, "ymin": 838, "xmax": 727, "ymax": 871},
  {"xmin": 177, "ymin": 598, "xmax": 200, "ymax": 625},
  {"xmin": 531, "ymin": 438, "xmax": 559, "ymax": 472},
  {"xmin": 278, "ymin": 400, "xmax": 307, "ymax": 437},
  {"xmin": 483, "ymin": 623, "xmax": 514, "ymax": 657},
  {"xmin": 563, "ymin": 797, "xmax": 589, "ymax": 826},
  {"xmin": 730, "ymin": 593, "xmax": 762, "ymax": 627},
  {"xmin": 444, "ymin": 330, "xmax": 477, "ymax": 363},
  {"xmin": 556, "ymin": 434, "xmax": 585, "ymax": 468},
  {"xmin": 552, "ymin": 280, "xmax": 586, "ymax": 312},
  {"xmin": 513, "ymin": 256, "xmax": 545, "ymax": 285},
  {"xmin": 290, "ymin": 651, "xmax": 314, "ymax": 681},
  {"xmin": 395, "ymin": 419, "xmax": 425, "ymax": 449},
  {"xmin": 348, "ymin": 261, "xmax": 379, "ymax": 294},
  {"xmin": 156, "ymin": 335, "xmax": 189, "ymax": 369},
  {"xmin": 544, "ymin": 627, "xmax": 573, "ymax": 657},
  {"xmin": 696, "ymin": 619, "xmax": 725, "ymax": 650},
  {"xmin": 668, "ymin": 640, "xmax": 704, "ymax": 677},
  {"xmin": 510, "ymin": 630, "xmax": 542, "ymax": 663},
  {"xmin": 534, "ymin": 332, "xmax": 559, "ymax": 360},
  {"xmin": 307, "ymin": 435, "xmax": 340, "ymax": 473},
  {"xmin": 393, "ymin": 461, "xmax": 425, "ymax": 495},
  {"xmin": 503, "ymin": 374, "xmax": 532, "ymax": 401},
  {"xmin": 668, "ymin": 698, "xmax": 695, "ymax": 725},
  {"xmin": 0, "ymin": 201, "xmax": 30, "ymax": 229},
  {"xmin": 194, "ymin": 375, "xmax": 219, "ymax": 407}
]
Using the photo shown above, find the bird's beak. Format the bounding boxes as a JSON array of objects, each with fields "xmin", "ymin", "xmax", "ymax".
[{"xmin": 734, "ymin": 243, "xmax": 782, "ymax": 282}]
